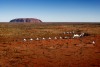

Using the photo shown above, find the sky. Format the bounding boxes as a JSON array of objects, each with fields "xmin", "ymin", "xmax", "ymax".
[{"xmin": 0, "ymin": 0, "xmax": 100, "ymax": 22}]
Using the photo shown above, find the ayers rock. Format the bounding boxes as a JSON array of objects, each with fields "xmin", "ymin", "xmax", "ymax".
[{"xmin": 10, "ymin": 18, "xmax": 42, "ymax": 23}]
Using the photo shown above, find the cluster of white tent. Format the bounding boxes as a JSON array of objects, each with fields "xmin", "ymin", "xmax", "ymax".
[
  {"xmin": 73, "ymin": 33, "xmax": 85, "ymax": 38},
  {"xmin": 23, "ymin": 33, "xmax": 85, "ymax": 42},
  {"xmin": 64, "ymin": 31, "xmax": 85, "ymax": 38},
  {"xmin": 23, "ymin": 31, "xmax": 86, "ymax": 41},
  {"xmin": 23, "ymin": 36, "xmax": 63, "ymax": 41},
  {"xmin": 23, "ymin": 31, "xmax": 95, "ymax": 45},
  {"xmin": 63, "ymin": 31, "xmax": 75, "ymax": 34},
  {"xmin": 23, "ymin": 37, "xmax": 95, "ymax": 45}
]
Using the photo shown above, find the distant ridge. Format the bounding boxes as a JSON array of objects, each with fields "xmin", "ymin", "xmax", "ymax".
[{"xmin": 9, "ymin": 18, "xmax": 42, "ymax": 23}]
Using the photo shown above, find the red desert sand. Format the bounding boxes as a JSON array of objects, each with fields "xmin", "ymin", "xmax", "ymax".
[{"xmin": 0, "ymin": 22, "xmax": 100, "ymax": 67}]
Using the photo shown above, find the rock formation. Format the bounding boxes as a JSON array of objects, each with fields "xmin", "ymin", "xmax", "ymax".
[{"xmin": 10, "ymin": 18, "xmax": 42, "ymax": 23}]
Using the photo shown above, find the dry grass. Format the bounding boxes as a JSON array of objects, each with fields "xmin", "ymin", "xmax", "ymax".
[{"xmin": 0, "ymin": 22, "xmax": 100, "ymax": 42}]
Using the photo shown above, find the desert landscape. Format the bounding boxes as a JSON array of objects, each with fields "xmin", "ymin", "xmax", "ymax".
[{"xmin": 0, "ymin": 22, "xmax": 100, "ymax": 67}]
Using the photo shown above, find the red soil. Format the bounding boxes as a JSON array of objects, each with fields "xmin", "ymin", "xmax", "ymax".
[{"xmin": 0, "ymin": 35, "xmax": 100, "ymax": 67}]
